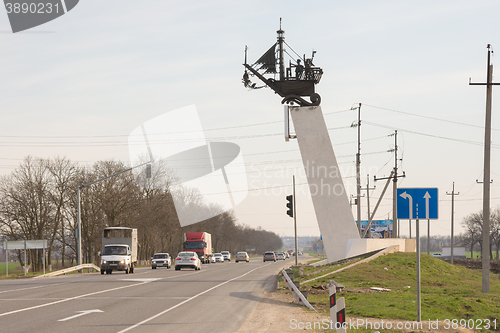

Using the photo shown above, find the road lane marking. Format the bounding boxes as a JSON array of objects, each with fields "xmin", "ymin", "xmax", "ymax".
[
  {"xmin": 58, "ymin": 309, "xmax": 103, "ymax": 322},
  {"xmin": 0, "ymin": 281, "xmax": 149, "ymax": 318},
  {"xmin": 120, "ymin": 278, "xmax": 160, "ymax": 282},
  {"xmin": 0, "ymin": 270, "xmax": 203, "ymax": 317},
  {"xmin": 0, "ymin": 283, "xmax": 64, "ymax": 294},
  {"xmin": 117, "ymin": 263, "xmax": 271, "ymax": 333}
]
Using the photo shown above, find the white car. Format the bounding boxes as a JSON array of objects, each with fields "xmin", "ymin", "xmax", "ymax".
[
  {"xmin": 210, "ymin": 255, "xmax": 216, "ymax": 263},
  {"xmin": 235, "ymin": 251, "xmax": 249, "ymax": 263},
  {"xmin": 276, "ymin": 253, "xmax": 286, "ymax": 260},
  {"xmin": 151, "ymin": 253, "xmax": 171, "ymax": 269},
  {"xmin": 213, "ymin": 253, "xmax": 224, "ymax": 263},
  {"xmin": 175, "ymin": 251, "xmax": 201, "ymax": 270},
  {"xmin": 221, "ymin": 251, "xmax": 231, "ymax": 261}
]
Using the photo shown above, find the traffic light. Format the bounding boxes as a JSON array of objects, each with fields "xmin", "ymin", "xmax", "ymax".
[{"xmin": 286, "ymin": 195, "xmax": 293, "ymax": 218}]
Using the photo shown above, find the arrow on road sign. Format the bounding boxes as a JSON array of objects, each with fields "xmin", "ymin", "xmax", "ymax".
[
  {"xmin": 58, "ymin": 309, "xmax": 103, "ymax": 322},
  {"xmin": 423, "ymin": 191, "xmax": 431, "ymax": 219},
  {"xmin": 399, "ymin": 191, "xmax": 413, "ymax": 219}
]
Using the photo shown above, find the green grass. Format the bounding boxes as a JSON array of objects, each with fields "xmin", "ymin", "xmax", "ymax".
[
  {"xmin": 465, "ymin": 251, "xmax": 500, "ymax": 259},
  {"xmin": 290, "ymin": 253, "xmax": 500, "ymax": 332},
  {"xmin": 0, "ymin": 261, "xmax": 97, "ymax": 278},
  {"xmin": 0, "ymin": 263, "xmax": 23, "ymax": 276}
]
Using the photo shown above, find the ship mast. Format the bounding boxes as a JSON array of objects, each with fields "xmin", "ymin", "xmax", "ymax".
[{"xmin": 277, "ymin": 18, "xmax": 285, "ymax": 81}]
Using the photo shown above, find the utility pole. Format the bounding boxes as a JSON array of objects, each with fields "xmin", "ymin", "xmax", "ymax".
[
  {"xmin": 361, "ymin": 175, "xmax": 375, "ymax": 238},
  {"xmin": 363, "ymin": 170, "xmax": 393, "ymax": 238},
  {"xmin": 446, "ymin": 182, "xmax": 460, "ymax": 264},
  {"xmin": 469, "ymin": 44, "xmax": 499, "ymax": 293},
  {"xmin": 392, "ymin": 130, "xmax": 398, "ymax": 238},
  {"xmin": 374, "ymin": 131, "xmax": 404, "ymax": 239},
  {"xmin": 383, "ymin": 130, "xmax": 404, "ymax": 238},
  {"xmin": 354, "ymin": 103, "xmax": 362, "ymax": 236}
]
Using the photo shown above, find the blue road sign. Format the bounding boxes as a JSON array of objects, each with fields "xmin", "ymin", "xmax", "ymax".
[{"xmin": 397, "ymin": 188, "xmax": 438, "ymax": 220}]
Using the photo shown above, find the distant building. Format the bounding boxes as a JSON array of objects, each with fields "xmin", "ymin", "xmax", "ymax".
[{"xmin": 441, "ymin": 247, "xmax": 466, "ymax": 259}]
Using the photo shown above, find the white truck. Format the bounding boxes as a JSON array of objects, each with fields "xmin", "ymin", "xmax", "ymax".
[{"xmin": 100, "ymin": 227, "xmax": 138, "ymax": 274}]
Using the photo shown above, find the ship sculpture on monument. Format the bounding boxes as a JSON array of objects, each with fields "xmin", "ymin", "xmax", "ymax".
[
  {"xmin": 242, "ymin": 21, "xmax": 412, "ymax": 263},
  {"xmin": 243, "ymin": 20, "xmax": 323, "ymax": 107}
]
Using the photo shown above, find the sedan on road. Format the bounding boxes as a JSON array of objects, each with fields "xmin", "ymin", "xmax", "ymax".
[
  {"xmin": 175, "ymin": 251, "xmax": 201, "ymax": 270},
  {"xmin": 235, "ymin": 251, "xmax": 249, "ymax": 263},
  {"xmin": 263, "ymin": 251, "xmax": 276, "ymax": 262},
  {"xmin": 276, "ymin": 253, "xmax": 285, "ymax": 260},
  {"xmin": 151, "ymin": 253, "xmax": 171, "ymax": 269},
  {"xmin": 221, "ymin": 251, "xmax": 231, "ymax": 261},
  {"xmin": 213, "ymin": 253, "xmax": 224, "ymax": 263}
]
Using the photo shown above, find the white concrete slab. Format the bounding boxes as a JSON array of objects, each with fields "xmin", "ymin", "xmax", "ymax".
[
  {"xmin": 345, "ymin": 238, "xmax": 415, "ymax": 258},
  {"xmin": 290, "ymin": 106, "xmax": 360, "ymax": 262}
]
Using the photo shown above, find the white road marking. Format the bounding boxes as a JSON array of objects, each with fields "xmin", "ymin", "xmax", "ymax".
[
  {"xmin": 0, "ymin": 269, "xmax": 205, "ymax": 317},
  {"xmin": 117, "ymin": 263, "xmax": 271, "ymax": 333},
  {"xmin": 58, "ymin": 309, "xmax": 103, "ymax": 322},
  {"xmin": 120, "ymin": 278, "xmax": 160, "ymax": 282},
  {"xmin": 0, "ymin": 281, "xmax": 149, "ymax": 317},
  {"xmin": 0, "ymin": 283, "xmax": 63, "ymax": 294}
]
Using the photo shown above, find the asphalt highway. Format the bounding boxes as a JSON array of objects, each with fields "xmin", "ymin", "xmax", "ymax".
[{"xmin": 0, "ymin": 257, "xmax": 296, "ymax": 333}]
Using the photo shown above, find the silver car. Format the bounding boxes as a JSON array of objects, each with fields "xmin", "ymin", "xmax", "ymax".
[
  {"xmin": 151, "ymin": 253, "xmax": 171, "ymax": 269},
  {"xmin": 235, "ymin": 251, "xmax": 249, "ymax": 263},
  {"xmin": 175, "ymin": 251, "xmax": 201, "ymax": 270},
  {"xmin": 263, "ymin": 251, "xmax": 276, "ymax": 262}
]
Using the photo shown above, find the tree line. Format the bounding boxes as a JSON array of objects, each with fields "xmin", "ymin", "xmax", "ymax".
[
  {"xmin": 0, "ymin": 156, "xmax": 282, "ymax": 271},
  {"xmin": 460, "ymin": 208, "xmax": 500, "ymax": 259}
]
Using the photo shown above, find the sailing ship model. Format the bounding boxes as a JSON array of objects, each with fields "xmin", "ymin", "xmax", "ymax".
[{"xmin": 243, "ymin": 22, "xmax": 323, "ymax": 106}]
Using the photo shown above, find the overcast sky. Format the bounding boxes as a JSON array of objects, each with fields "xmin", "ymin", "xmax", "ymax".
[{"xmin": 1, "ymin": 1, "xmax": 499, "ymax": 239}]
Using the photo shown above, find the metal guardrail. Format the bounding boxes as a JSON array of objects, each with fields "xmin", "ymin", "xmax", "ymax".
[
  {"xmin": 34, "ymin": 263, "xmax": 100, "ymax": 278},
  {"xmin": 281, "ymin": 268, "xmax": 315, "ymax": 311}
]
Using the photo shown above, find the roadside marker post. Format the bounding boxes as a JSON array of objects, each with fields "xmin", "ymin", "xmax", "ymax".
[
  {"xmin": 336, "ymin": 297, "xmax": 346, "ymax": 332},
  {"xmin": 328, "ymin": 280, "xmax": 346, "ymax": 332},
  {"xmin": 328, "ymin": 281, "xmax": 337, "ymax": 321},
  {"xmin": 281, "ymin": 269, "xmax": 315, "ymax": 311}
]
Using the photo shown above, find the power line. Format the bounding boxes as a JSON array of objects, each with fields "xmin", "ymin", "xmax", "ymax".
[
  {"xmin": 364, "ymin": 104, "xmax": 500, "ymax": 132},
  {"xmin": 364, "ymin": 120, "xmax": 500, "ymax": 148}
]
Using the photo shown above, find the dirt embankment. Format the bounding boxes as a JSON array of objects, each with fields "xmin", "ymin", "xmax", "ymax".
[{"xmin": 443, "ymin": 259, "xmax": 500, "ymax": 274}]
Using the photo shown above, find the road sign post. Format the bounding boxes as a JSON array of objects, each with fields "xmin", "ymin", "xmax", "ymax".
[{"xmin": 397, "ymin": 187, "xmax": 438, "ymax": 323}]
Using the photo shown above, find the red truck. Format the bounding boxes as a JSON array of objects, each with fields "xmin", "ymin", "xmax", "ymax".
[{"xmin": 183, "ymin": 232, "xmax": 212, "ymax": 264}]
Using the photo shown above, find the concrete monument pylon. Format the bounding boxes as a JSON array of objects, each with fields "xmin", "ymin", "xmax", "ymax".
[{"xmin": 289, "ymin": 105, "xmax": 360, "ymax": 262}]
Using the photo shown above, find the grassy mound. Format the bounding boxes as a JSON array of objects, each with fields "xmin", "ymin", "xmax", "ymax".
[{"xmin": 298, "ymin": 252, "xmax": 500, "ymax": 323}]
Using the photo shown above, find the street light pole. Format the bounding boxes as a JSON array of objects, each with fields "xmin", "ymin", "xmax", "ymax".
[
  {"xmin": 77, "ymin": 186, "xmax": 82, "ymax": 266},
  {"xmin": 293, "ymin": 175, "xmax": 298, "ymax": 266}
]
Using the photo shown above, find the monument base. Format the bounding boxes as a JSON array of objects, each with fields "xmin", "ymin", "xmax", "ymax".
[{"xmin": 346, "ymin": 238, "xmax": 416, "ymax": 258}]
